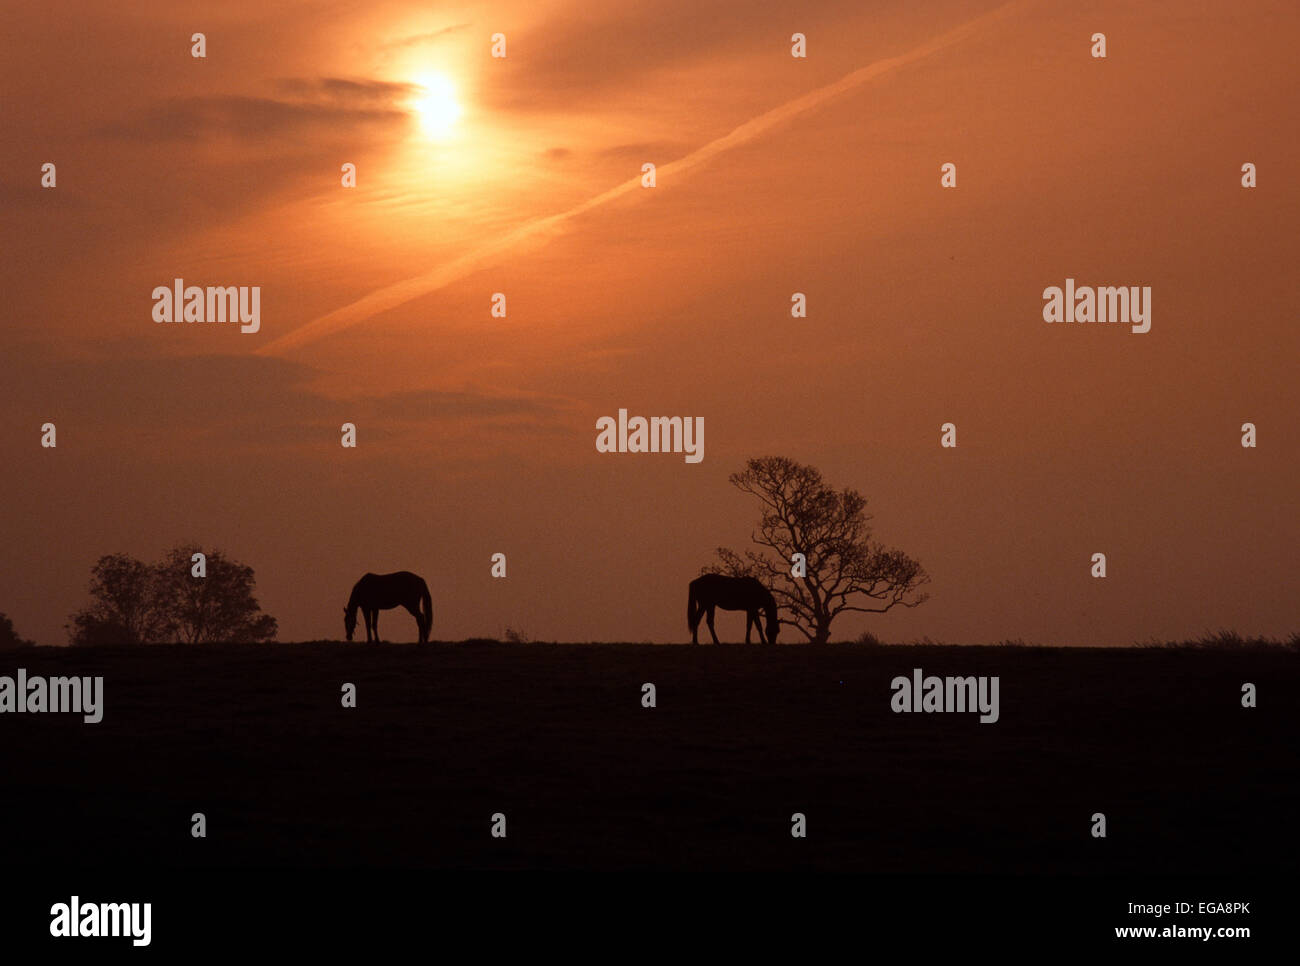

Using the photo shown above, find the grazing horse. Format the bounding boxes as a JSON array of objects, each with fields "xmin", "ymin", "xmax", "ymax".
[
  {"xmin": 344, "ymin": 571, "xmax": 433, "ymax": 643},
  {"xmin": 687, "ymin": 573, "xmax": 780, "ymax": 645}
]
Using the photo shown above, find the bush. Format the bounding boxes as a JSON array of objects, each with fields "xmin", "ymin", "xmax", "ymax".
[{"xmin": 0, "ymin": 612, "xmax": 35, "ymax": 649}]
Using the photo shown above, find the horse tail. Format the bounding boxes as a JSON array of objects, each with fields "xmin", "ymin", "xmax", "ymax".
[
  {"xmin": 687, "ymin": 580, "xmax": 700, "ymax": 635},
  {"xmin": 419, "ymin": 580, "xmax": 433, "ymax": 642}
]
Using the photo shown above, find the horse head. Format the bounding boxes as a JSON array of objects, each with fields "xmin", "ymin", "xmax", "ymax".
[{"xmin": 343, "ymin": 606, "xmax": 357, "ymax": 642}]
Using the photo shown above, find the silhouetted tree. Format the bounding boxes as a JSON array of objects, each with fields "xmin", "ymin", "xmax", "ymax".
[
  {"xmin": 711, "ymin": 457, "xmax": 930, "ymax": 643},
  {"xmin": 0, "ymin": 612, "xmax": 35, "ymax": 649},
  {"xmin": 154, "ymin": 545, "xmax": 277, "ymax": 643},
  {"xmin": 67, "ymin": 546, "xmax": 276, "ymax": 645},
  {"xmin": 67, "ymin": 553, "xmax": 169, "ymax": 646}
]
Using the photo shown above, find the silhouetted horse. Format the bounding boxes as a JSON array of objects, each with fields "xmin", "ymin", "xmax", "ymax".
[
  {"xmin": 344, "ymin": 571, "xmax": 432, "ymax": 643},
  {"xmin": 687, "ymin": 573, "xmax": 779, "ymax": 645}
]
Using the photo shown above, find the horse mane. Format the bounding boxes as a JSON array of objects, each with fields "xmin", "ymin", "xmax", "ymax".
[{"xmin": 344, "ymin": 581, "xmax": 363, "ymax": 617}]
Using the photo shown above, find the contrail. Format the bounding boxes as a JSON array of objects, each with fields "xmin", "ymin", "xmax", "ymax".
[{"xmin": 260, "ymin": 0, "xmax": 1022, "ymax": 354}]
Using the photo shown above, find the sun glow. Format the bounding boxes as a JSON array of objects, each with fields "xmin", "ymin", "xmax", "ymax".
[{"xmin": 411, "ymin": 74, "xmax": 462, "ymax": 138}]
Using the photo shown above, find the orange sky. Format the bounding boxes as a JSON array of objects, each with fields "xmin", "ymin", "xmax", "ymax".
[{"xmin": 2, "ymin": 0, "xmax": 1297, "ymax": 645}]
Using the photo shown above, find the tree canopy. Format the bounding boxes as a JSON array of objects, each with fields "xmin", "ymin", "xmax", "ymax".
[
  {"xmin": 67, "ymin": 545, "xmax": 277, "ymax": 645},
  {"xmin": 0, "ymin": 612, "xmax": 35, "ymax": 649}
]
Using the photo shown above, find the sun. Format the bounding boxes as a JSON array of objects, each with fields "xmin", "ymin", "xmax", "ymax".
[{"xmin": 411, "ymin": 74, "xmax": 462, "ymax": 138}]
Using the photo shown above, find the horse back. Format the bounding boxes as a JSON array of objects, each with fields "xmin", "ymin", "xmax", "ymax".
[
  {"xmin": 691, "ymin": 573, "xmax": 770, "ymax": 610},
  {"xmin": 353, "ymin": 571, "xmax": 427, "ymax": 608}
]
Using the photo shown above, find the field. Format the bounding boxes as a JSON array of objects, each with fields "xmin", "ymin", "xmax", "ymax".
[{"xmin": 1, "ymin": 642, "xmax": 1295, "ymax": 872}]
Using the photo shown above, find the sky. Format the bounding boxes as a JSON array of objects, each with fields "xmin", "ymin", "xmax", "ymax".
[{"xmin": 2, "ymin": 0, "xmax": 1297, "ymax": 645}]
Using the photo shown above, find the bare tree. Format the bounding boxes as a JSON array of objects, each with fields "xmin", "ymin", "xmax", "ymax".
[{"xmin": 711, "ymin": 457, "xmax": 930, "ymax": 643}]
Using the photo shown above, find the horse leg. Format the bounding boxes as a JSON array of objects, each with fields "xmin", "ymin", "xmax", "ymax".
[
  {"xmin": 401, "ymin": 602, "xmax": 421, "ymax": 642},
  {"xmin": 372, "ymin": 610, "xmax": 381, "ymax": 643},
  {"xmin": 745, "ymin": 610, "xmax": 754, "ymax": 644},
  {"xmin": 706, "ymin": 605, "xmax": 719, "ymax": 645}
]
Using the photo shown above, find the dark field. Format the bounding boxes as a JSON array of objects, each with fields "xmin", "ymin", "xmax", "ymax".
[{"xmin": 1, "ymin": 642, "xmax": 1295, "ymax": 872}]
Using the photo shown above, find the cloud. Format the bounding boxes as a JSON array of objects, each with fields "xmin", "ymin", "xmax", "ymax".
[
  {"xmin": 379, "ymin": 23, "xmax": 473, "ymax": 51},
  {"xmin": 98, "ymin": 77, "xmax": 418, "ymax": 143},
  {"xmin": 261, "ymin": 0, "xmax": 1024, "ymax": 353},
  {"xmin": 368, "ymin": 388, "xmax": 573, "ymax": 422},
  {"xmin": 272, "ymin": 77, "xmax": 420, "ymax": 105},
  {"xmin": 597, "ymin": 141, "xmax": 688, "ymax": 161},
  {"xmin": 0, "ymin": 178, "xmax": 94, "ymax": 213},
  {"xmin": 479, "ymin": 0, "xmax": 866, "ymax": 113},
  {"xmin": 0, "ymin": 342, "xmax": 572, "ymax": 450}
]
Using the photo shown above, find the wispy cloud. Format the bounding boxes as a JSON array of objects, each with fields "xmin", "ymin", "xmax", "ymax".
[
  {"xmin": 99, "ymin": 78, "xmax": 416, "ymax": 142},
  {"xmin": 2, "ymin": 343, "xmax": 572, "ymax": 448},
  {"xmin": 261, "ymin": 0, "xmax": 1024, "ymax": 354},
  {"xmin": 379, "ymin": 23, "xmax": 473, "ymax": 51}
]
